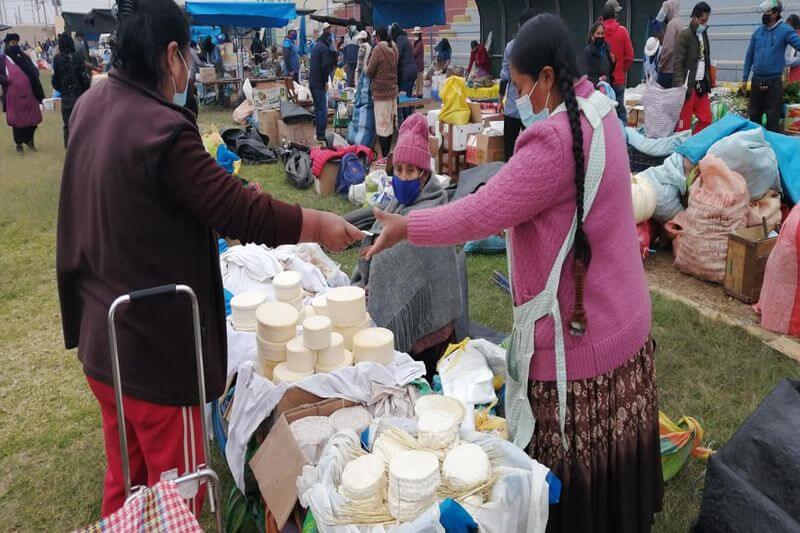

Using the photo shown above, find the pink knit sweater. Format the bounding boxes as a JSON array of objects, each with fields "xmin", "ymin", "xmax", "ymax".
[{"xmin": 408, "ymin": 78, "xmax": 651, "ymax": 382}]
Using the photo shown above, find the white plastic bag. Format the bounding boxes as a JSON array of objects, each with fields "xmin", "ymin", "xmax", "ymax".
[
  {"xmin": 707, "ymin": 128, "xmax": 780, "ymax": 201},
  {"xmin": 436, "ymin": 339, "xmax": 505, "ymax": 407}
]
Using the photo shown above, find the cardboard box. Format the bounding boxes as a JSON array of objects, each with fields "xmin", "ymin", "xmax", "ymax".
[
  {"xmin": 429, "ymin": 134, "xmax": 441, "ymax": 157},
  {"xmin": 627, "ymin": 105, "xmax": 645, "ymax": 128},
  {"xmin": 252, "ymin": 86, "xmax": 283, "ymax": 110},
  {"xmin": 198, "ymin": 67, "xmax": 216, "ymax": 83},
  {"xmin": 314, "ymin": 158, "xmax": 341, "ymax": 197},
  {"xmin": 257, "ymin": 109, "xmax": 281, "ymax": 147},
  {"xmin": 468, "ymin": 101, "xmax": 483, "ymax": 124},
  {"xmin": 785, "ymin": 104, "xmax": 800, "ymax": 136},
  {"xmin": 724, "ymin": 224, "xmax": 779, "ymax": 303},
  {"xmin": 278, "ymin": 119, "xmax": 316, "ymax": 146},
  {"xmin": 249, "ymin": 394, "xmax": 358, "ymax": 529},
  {"xmin": 441, "ymin": 122, "xmax": 483, "ymax": 152},
  {"xmin": 466, "ymin": 132, "xmax": 505, "ymax": 166}
]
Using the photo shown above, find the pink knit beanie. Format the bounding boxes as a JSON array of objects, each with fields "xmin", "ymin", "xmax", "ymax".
[{"xmin": 393, "ymin": 113, "xmax": 431, "ymax": 172}]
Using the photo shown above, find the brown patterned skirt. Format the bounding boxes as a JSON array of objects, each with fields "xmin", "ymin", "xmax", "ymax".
[{"xmin": 528, "ymin": 338, "xmax": 663, "ymax": 533}]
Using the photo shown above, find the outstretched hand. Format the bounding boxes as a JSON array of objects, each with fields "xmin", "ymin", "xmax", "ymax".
[
  {"xmin": 301, "ymin": 209, "xmax": 363, "ymax": 252},
  {"xmin": 362, "ymin": 208, "xmax": 409, "ymax": 259}
]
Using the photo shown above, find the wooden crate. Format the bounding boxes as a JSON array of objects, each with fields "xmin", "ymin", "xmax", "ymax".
[{"xmin": 724, "ymin": 224, "xmax": 778, "ymax": 303}]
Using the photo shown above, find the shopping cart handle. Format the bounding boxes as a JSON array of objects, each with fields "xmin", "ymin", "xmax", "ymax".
[{"xmin": 129, "ymin": 284, "xmax": 178, "ymax": 302}]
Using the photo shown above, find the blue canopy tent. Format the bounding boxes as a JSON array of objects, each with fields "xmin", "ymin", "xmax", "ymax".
[
  {"xmin": 185, "ymin": 2, "xmax": 296, "ymax": 28},
  {"xmin": 191, "ymin": 25, "xmax": 222, "ymax": 42},
  {"xmin": 366, "ymin": 0, "xmax": 445, "ymax": 28}
]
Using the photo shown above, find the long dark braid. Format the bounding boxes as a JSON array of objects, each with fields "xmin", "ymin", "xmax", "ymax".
[{"xmin": 511, "ymin": 13, "xmax": 592, "ymax": 335}]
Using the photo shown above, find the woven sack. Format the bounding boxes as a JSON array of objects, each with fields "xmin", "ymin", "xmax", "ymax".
[
  {"xmin": 673, "ymin": 154, "xmax": 749, "ymax": 283},
  {"xmin": 640, "ymin": 79, "xmax": 686, "ymax": 139},
  {"xmin": 758, "ymin": 204, "xmax": 800, "ymax": 336}
]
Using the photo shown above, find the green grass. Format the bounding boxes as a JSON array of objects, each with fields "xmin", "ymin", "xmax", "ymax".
[{"xmin": 0, "ymin": 89, "xmax": 797, "ymax": 532}]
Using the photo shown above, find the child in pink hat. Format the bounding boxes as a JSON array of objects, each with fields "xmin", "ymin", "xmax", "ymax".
[{"xmin": 390, "ymin": 113, "xmax": 431, "ymax": 205}]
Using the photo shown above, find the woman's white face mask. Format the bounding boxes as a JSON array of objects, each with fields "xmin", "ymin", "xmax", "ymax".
[{"xmin": 171, "ymin": 49, "xmax": 190, "ymax": 106}]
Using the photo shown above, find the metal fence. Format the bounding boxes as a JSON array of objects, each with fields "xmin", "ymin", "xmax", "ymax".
[{"xmin": 699, "ymin": 0, "xmax": 800, "ymax": 82}]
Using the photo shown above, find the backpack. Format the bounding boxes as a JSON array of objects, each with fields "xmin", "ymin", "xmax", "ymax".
[
  {"xmin": 336, "ymin": 153, "xmax": 366, "ymax": 196},
  {"xmin": 285, "ymin": 149, "xmax": 314, "ymax": 189}
]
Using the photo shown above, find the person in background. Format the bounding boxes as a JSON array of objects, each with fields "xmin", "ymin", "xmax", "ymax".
[
  {"xmin": 201, "ymin": 35, "xmax": 220, "ymax": 65},
  {"xmin": 743, "ymin": 0, "xmax": 800, "ymax": 131},
  {"xmin": 602, "ymin": 1, "xmax": 634, "ymax": 120},
  {"xmin": 365, "ymin": 13, "xmax": 662, "ymax": 532},
  {"xmin": 500, "ymin": 8, "xmax": 537, "ymax": 160},
  {"xmin": 368, "ymin": 27, "xmax": 399, "ymax": 158},
  {"xmin": 250, "ymin": 32, "xmax": 265, "ymax": 61},
  {"xmin": 352, "ymin": 113, "xmax": 461, "ymax": 380},
  {"xmin": 343, "ymin": 25, "xmax": 360, "ymax": 88},
  {"xmin": 309, "ymin": 26, "xmax": 336, "ymax": 141},
  {"xmin": 73, "ymin": 32, "xmax": 97, "ymax": 71},
  {"xmin": 390, "ymin": 23, "xmax": 418, "ymax": 125},
  {"xmin": 430, "ymin": 37, "xmax": 452, "ymax": 78},
  {"xmin": 57, "ymin": 0, "xmax": 361, "ymax": 518},
  {"xmin": 579, "ymin": 22, "xmax": 616, "ymax": 87},
  {"xmin": 466, "ymin": 39, "xmax": 491, "ymax": 78},
  {"xmin": 283, "ymin": 24, "xmax": 300, "ymax": 82},
  {"xmin": 412, "ymin": 27, "xmax": 425, "ymax": 97},
  {"xmin": 785, "ymin": 14, "xmax": 800, "ymax": 82},
  {"xmin": 656, "ymin": 0, "xmax": 682, "ymax": 87},
  {"xmin": 354, "ymin": 30, "xmax": 372, "ymax": 82},
  {"xmin": 673, "ymin": 2, "xmax": 712, "ymax": 133},
  {"xmin": 1, "ymin": 33, "xmax": 44, "ymax": 154},
  {"xmin": 52, "ymin": 33, "xmax": 90, "ymax": 148}
]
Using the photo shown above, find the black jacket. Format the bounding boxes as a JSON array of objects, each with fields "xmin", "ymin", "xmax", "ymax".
[
  {"xmin": 394, "ymin": 34, "xmax": 419, "ymax": 87},
  {"xmin": 579, "ymin": 42, "xmax": 616, "ymax": 86},
  {"xmin": 673, "ymin": 22, "xmax": 711, "ymax": 95},
  {"xmin": 52, "ymin": 52, "xmax": 90, "ymax": 99},
  {"xmin": 309, "ymin": 36, "xmax": 336, "ymax": 89}
]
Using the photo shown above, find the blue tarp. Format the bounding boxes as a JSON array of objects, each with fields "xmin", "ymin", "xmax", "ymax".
[
  {"xmin": 372, "ymin": 0, "xmax": 444, "ymax": 27},
  {"xmin": 191, "ymin": 25, "xmax": 222, "ymax": 41},
  {"xmin": 186, "ymin": 2, "xmax": 296, "ymax": 28}
]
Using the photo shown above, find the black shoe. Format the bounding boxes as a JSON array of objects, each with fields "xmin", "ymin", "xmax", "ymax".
[
  {"xmin": 26, "ymin": 141, "xmax": 36, "ymax": 152},
  {"xmin": 15, "ymin": 144, "xmax": 23, "ymax": 155}
]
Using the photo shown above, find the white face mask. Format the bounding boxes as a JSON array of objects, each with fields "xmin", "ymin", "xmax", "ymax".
[
  {"xmin": 516, "ymin": 79, "xmax": 550, "ymax": 128},
  {"xmin": 171, "ymin": 50, "xmax": 190, "ymax": 107}
]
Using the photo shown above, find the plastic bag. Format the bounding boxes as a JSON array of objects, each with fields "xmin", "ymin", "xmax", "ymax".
[
  {"xmin": 436, "ymin": 339, "xmax": 498, "ymax": 407},
  {"xmin": 438, "ymin": 76, "xmax": 471, "ymax": 125},
  {"xmin": 746, "ymin": 190, "xmax": 781, "ymax": 227},
  {"xmin": 232, "ymin": 99, "xmax": 255, "ymax": 125},
  {"xmin": 216, "ymin": 144, "xmax": 241, "ymax": 175},
  {"xmin": 637, "ymin": 153, "xmax": 689, "ymax": 223},
  {"xmin": 202, "ymin": 124, "xmax": 225, "ymax": 158},
  {"xmin": 706, "ymin": 128, "xmax": 781, "ymax": 201}
]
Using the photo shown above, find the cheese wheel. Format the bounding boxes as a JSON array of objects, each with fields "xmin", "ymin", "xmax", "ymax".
[
  {"xmin": 317, "ymin": 332, "xmax": 344, "ymax": 368},
  {"xmin": 230, "ymin": 291, "xmax": 266, "ymax": 331},
  {"xmin": 340, "ymin": 454, "xmax": 386, "ymax": 501},
  {"xmin": 302, "ymin": 315, "xmax": 332, "ymax": 350},
  {"xmin": 414, "ymin": 395, "xmax": 466, "ymax": 426},
  {"xmin": 273, "ymin": 271, "xmax": 302, "ymax": 301},
  {"xmin": 272, "ymin": 362, "xmax": 314, "ymax": 384},
  {"xmin": 256, "ymin": 301, "xmax": 299, "ymax": 342},
  {"xmin": 285, "ymin": 294, "xmax": 304, "ymax": 311},
  {"xmin": 387, "ymin": 491, "xmax": 437, "ymax": 522},
  {"xmin": 258, "ymin": 358, "xmax": 280, "ymax": 380},
  {"xmin": 417, "ymin": 411, "xmax": 459, "ymax": 450},
  {"xmin": 286, "ymin": 336, "xmax": 316, "ymax": 373},
  {"xmin": 329, "ymin": 406, "xmax": 373, "ymax": 435},
  {"xmin": 333, "ymin": 314, "xmax": 371, "ymax": 351},
  {"xmin": 353, "ymin": 327, "xmax": 395, "ymax": 365},
  {"xmin": 388, "ymin": 451, "xmax": 440, "ymax": 499},
  {"xmin": 289, "ymin": 415, "xmax": 334, "ymax": 464},
  {"xmin": 311, "ymin": 295, "xmax": 328, "ymax": 317},
  {"xmin": 372, "ymin": 433, "xmax": 412, "ymax": 466},
  {"xmin": 256, "ymin": 335, "xmax": 287, "ymax": 362},
  {"xmin": 442, "ymin": 442, "xmax": 491, "ymax": 491},
  {"xmin": 315, "ymin": 349, "xmax": 353, "ymax": 373},
  {"xmin": 325, "ymin": 286, "xmax": 366, "ymax": 327}
]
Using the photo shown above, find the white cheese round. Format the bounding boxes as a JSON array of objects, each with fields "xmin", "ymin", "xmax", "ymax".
[
  {"xmin": 317, "ymin": 332, "xmax": 344, "ymax": 368},
  {"xmin": 256, "ymin": 335, "xmax": 287, "ymax": 362},
  {"xmin": 442, "ymin": 442, "xmax": 491, "ymax": 491},
  {"xmin": 325, "ymin": 286, "xmax": 367, "ymax": 327},
  {"xmin": 258, "ymin": 358, "xmax": 279, "ymax": 380},
  {"xmin": 372, "ymin": 433, "xmax": 412, "ymax": 466},
  {"xmin": 285, "ymin": 336, "xmax": 316, "ymax": 373},
  {"xmin": 256, "ymin": 301, "xmax": 300, "ymax": 343},
  {"xmin": 230, "ymin": 291, "xmax": 266, "ymax": 331},
  {"xmin": 388, "ymin": 450, "xmax": 440, "ymax": 498},
  {"xmin": 329, "ymin": 406, "xmax": 373, "ymax": 435},
  {"xmin": 272, "ymin": 362, "xmax": 314, "ymax": 384},
  {"xmin": 302, "ymin": 315, "xmax": 332, "ymax": 350},
  {"xmin": 289, "ymin": 415, "xmax": 334, "ymax": 464},
  {"xmin": 387, "ymin": 491, "xmax": 437, "ymax": 522},
  {"xmin": 315, "ymin": 349, "xmax": 353, "ymax": 374},
  {"xmin": 333, "ymin": 314, "xmax": 371, "ymax": 351},
  {"xmin": 273, "ymin": 270, "xmax": 302, "ymax": 302},
  {"xmin": 285, "ymin": 294, "xmax": 304, "ymax": 311},
  {"xmin": 339, "ymin": 454, "xmax": 386, "ymax": 502},
  {"xmin": 417, "ymin": 411, "xmax": 459, "ymax": 450},
  {"xmin": 414, "ymin": 395, "xmax": 467, "ymax": 426},
  {"xmin": 353, "ymin": 327, "xmax": 395, "ymax": 365},
  {"xmin": 311, "ymin": 295, "xmax": 328, "ymax": 317}
]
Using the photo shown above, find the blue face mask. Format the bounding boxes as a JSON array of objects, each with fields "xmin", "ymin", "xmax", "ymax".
[
  {"xmin": 516, "ymin": 79, "xmax": 550, "ymax": 128},
  {"xmin": 392, "ymin": 175, "xmax": 422, "ymax": 205},
  {"xmin": 171, "ymin": 50, "xmax": 190, "ymax": 107},
  {"xmin": 696, "ymin": 24, "xmax": 707, "ymax": 34}
]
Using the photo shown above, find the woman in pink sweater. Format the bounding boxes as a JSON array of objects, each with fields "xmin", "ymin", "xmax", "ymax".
[{"xmin": 366, "ymin": 14, "xmax": 662, "ymax": 533}]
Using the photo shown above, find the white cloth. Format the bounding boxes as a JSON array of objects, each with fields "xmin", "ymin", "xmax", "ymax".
[
  {"xmin": 225, "ymin": 323, "xmax": 257, "ymax": 383},
  {"xmin": 220, "ymin": 244, "xmax": 283, "ymax": 295},
  {"xmin": 436, "ymin": 339, "xmax": 505, "ymax": 407},
  {"xmin": 225, "ymin": 354, "xmax": 425, "ymax": 492}
]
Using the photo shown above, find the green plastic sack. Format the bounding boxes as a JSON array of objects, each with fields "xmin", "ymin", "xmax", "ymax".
[{"xmin": 439, "ymin": 76, "xmax": 472, "ymax": 125}]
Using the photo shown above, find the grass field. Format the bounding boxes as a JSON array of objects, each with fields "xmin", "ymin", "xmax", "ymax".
[{"xmin": 0, "ymin": 81, "xmax": 797, "ymax": 531}]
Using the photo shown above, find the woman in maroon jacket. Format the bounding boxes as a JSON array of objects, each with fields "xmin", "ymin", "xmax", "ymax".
[{"xmin": 55, "ymin": 0, "xmax": 361, "ymax": 518}]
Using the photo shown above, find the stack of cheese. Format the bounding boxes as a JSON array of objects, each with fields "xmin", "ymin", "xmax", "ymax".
[
  {"xmin": 229, "ymin": 291, "xmax": 266, "ymax": 332},
  {"xmin": 339, "ymin": 454, "xmax": 387, "ymax": 508},
  {"xmin": 388, "ymin": 451, "xmax": 441, "ymax": 522},
  {"xmin": 353, "ymin": 327, "xmax": 395, "ymax": 365},
  {"xmin": 442, "ymin": 442, "xmax": 492, "ymax": 506},
  {"xmin": 273, "ymin": 271, "xmax": 304, "ymax": 311},
  {"xmin": 279, "ymin": 314, "xmax": 355, "ymax": 381},
  {"xmin": 324, "ymin": 287, "xmax": 372, "ymax": 351},
  {"xmin": 255, "ymin": 301, "xmax": 299, "ymax": 380},
  {"xmin": 417, "ymin": 411, "xmax": 460, "ymax": 451}
]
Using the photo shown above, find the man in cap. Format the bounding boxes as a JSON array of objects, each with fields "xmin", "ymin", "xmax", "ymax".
[
  {"xmin": 283, "ymin": 24, "xmax": 301, "ymax": 81},
  {"xmin": 500, "ymin": 8, "xmax": 536, "ymax": 160},
  {"xmin": 744, "ymin": 0, "xmax": 800, "ymax": 131},
  {"xmin": 412, "ymin": 27, "xmax": 425, "ymax": 97},
  {"xmin": 343, "ymin": 25, "xmax": 360, "ymax": 87},
  {"xmin": 673, "ymin": 2, "xmax": 713, "ymax": 132},
  {"xmin": 643, "ymin": 37, "xmax": 661, "ymax": 84},
  {"xmin": 602, "ymin": 0, "xmax": 634, "ymax": 120}
]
